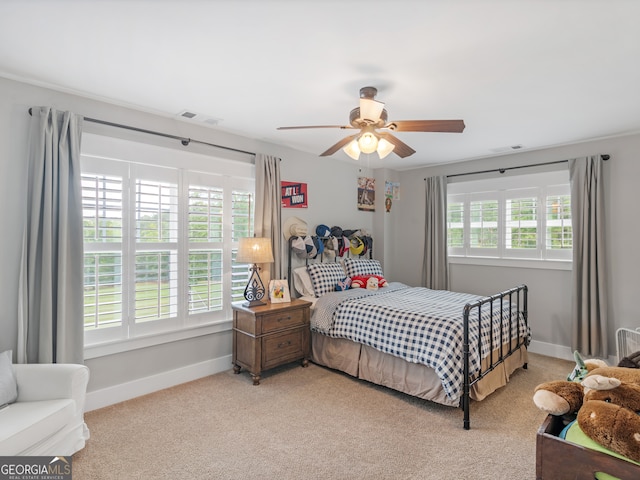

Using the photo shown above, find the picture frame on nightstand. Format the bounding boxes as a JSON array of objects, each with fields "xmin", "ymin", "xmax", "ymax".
[{"xmin": 268, "ymin": 279, "xmax": 291, "ymax": 303}]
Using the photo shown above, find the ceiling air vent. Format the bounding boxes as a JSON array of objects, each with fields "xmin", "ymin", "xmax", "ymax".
[{"xmin": 177, "ymin": 110, "xmax": 223, "ymax": 126}]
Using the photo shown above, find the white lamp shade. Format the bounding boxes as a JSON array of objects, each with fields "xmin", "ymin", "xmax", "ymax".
[
  {"xmin": 359, "ymin": 97, "xmax": 385, "ymax": 122},
  {"xmin": 236, "ymin": 237, "xmax": 274, "ymax": 264},
  {"xmin": 376, "ymin": 138, "xmax": 395, "ymax": 159},
  {"xmin": 343, "ymin": 139, "xmax": 361, "ymax": 160}
]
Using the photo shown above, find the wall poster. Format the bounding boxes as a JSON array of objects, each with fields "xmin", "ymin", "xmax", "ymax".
[
  {"xmin": 357, "ymin": 177, "xmax": 375, "ymax": 211},
  {"xmin": 281, "ymin": 181, "xmax": 308, "ymax": 208},
  {"xmin": 384, "ymin": 181, "xmax": 400, "ymax": 213}
]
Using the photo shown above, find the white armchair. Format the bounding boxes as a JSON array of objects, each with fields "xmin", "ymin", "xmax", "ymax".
[{"xmin": 0, "ymin": 363, "xmax": 90, "ymax": 456}]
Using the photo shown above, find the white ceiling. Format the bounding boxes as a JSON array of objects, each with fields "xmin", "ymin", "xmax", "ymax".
[{"xmin": 1, "ymin": 0, "xmax": 640, "ymax": 170}]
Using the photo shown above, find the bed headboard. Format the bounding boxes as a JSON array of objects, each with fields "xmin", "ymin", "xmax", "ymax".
[{"xmin": 287, "ymin": 233, "xmax": 373, "ymax": 297}]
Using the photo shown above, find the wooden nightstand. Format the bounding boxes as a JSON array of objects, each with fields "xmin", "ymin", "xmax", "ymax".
[{"xmin": 232, "ymin": 298, "xmax": 311, "ymax": 385}]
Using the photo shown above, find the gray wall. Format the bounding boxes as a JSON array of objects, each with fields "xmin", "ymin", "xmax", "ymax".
[{"xmin": 392, "ymin": 133, "xmax": 640, "ymax": 359}]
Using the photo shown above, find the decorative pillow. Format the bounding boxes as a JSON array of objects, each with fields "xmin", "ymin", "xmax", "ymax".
[
  {"xmin": 344, "ymin": 258, "xmax": 384, "ymax": 277},
  {"xmin": 335, "ymin": 277, "xmax": 352, "ymax": 291},
  {"xmin": 307, "ymin": 262, "xmax": 346, "ymax": 297},
  {"xmin": 0, "ymin": 350, "xmax": 17, "ymax": 406},
  {"xmin": 351, "ymin": 274, "xmax": 387, "ymax": 290},
  {"xmin": 293, "ymin": 266, "xmax": 315, "ymax": 297}
]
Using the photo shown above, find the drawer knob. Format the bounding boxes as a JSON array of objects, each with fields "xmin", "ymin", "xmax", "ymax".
[
  {"xmin": 277, "ymin": 340, "xmax": 292, "ymax": 349},
  {"xmin": 277, "ymin": 316, "xmax": 291, "ymax": 322}
]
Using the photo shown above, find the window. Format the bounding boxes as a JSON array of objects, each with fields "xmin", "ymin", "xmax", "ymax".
[
  {"xmin": 81, "ymin": 133, "xmax": 254, "ymax": 347},
  {"xmin": 447, "ymin": 170, "xmax": 571, "ymax": 262}
]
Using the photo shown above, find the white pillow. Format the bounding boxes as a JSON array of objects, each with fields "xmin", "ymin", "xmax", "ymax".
[
  {"xmin": 293, "ymin": 266, "xmax": 315, "ymax": 297},
  {"xmin": 0, "ymin": 350, "xmax": 17, "ymax": 406}
]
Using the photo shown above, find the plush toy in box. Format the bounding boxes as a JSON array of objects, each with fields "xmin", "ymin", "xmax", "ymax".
[{"xmin": 533, "ymin": 351, "xmax": 640, "ymax": 476}]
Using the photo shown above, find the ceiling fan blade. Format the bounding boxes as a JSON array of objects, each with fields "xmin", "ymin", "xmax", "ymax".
[
  {"xmin": 384, "ymin": 120, "xmax": 465, "ymax": 133},
  {"xmin": 277, "ymin": 125, "xmax": 354, "ymax": 130},
  {"xmin": 320, "ymin": 134, "xmax": 359, "ymax": 157},
  {"xmin": 359, "ymin": 97, "xmax": 385, "ymax": 122},
  {"xmin": 377, "ymin": 132, "xmax": 416, "ymax": 158}
]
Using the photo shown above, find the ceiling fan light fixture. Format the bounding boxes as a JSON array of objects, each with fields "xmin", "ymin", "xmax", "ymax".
[
  {"xmin": 278, "ymin": 86, "xmax": 465, "ymax": 161},
  {"xmin": 343, "ymin": 139, "xmax": 361, "ymax": 160},
  {"xmin": 376, "ymin": 138, "xmax": 395, "ymax": 159},
  {"xmin": 358, "ymin": 131, "xmax": 378, "ymax": 154}
]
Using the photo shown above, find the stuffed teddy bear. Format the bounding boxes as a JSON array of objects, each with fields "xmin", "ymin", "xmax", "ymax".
[{"xmin": 533, "ymin": 351, "xmax": 640, "ymax": 463}]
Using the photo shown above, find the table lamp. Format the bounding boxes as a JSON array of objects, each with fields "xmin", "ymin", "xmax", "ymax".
[{"xmin": 236, "ymin": 237, "xmax": 274, "ymax": 307}]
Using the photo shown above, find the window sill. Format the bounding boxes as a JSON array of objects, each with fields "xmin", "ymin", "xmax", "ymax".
[
  {"xmin": 448, "ymin": 256, "xmax": 572, "ymax": 271},
  {"xmin": 84, "ymin": 319, "xmax": 232, "ymax": 360}
]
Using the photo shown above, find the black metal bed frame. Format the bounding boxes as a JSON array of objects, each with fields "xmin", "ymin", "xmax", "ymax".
[
  {"xmin": 461, "ymin": 285, "xmax": 528, "ymax": 429},
  {"xmin": 286, "ymin": 235, "xmax": 529, "ymax": 430}
]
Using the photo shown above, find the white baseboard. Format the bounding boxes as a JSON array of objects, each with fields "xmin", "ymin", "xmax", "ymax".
[
  {"xmin": 527, "ymin": 340, "xmax": 574, "ymax": 361},
  {"xmin": 528, "ymin": 340, "xmax": 618, "ymax": 365},
  {"xmin": 85, "ymin": 354, "xmax": 232, "ymax": 412}
]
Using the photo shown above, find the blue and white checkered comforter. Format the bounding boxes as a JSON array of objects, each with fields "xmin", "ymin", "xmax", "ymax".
[{"xmin": 312, "ymin": 282, "xmax": 529, "ymax": 401}]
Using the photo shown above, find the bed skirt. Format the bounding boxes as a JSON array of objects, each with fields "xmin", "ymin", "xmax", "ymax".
[{"xmin": 311, "ymin": 331, "xmax": 528, "ymax": 407}]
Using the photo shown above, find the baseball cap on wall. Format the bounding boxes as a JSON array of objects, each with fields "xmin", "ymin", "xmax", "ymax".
[{"xmin": 283, "ymin": 216, "xmax": 308, "ymax": 240}]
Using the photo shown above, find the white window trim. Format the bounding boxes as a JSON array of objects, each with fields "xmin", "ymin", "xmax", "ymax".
[
  {"xmin": 448, "ymin": 255, "xmax": 572, "ymax": 271},
  {"xmin": 84, "ymin": 320, "xmax": 232, "ymax": 359}
]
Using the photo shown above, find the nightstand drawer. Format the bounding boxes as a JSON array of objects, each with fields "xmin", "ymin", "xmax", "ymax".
[
  {"xmin": 261, "ymin": 307, "xmax": 306, "ymax": 333},
  {"xmin": 263, "ymin": 329, "xmax": 305, "ymax": 368}
]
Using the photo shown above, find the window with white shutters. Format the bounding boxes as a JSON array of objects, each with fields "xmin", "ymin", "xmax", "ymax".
[
  {"xmin": 545, "ymin": 185, "xmax": 572, "ymax": 259},
  {"xmin": 447, "ymin": 196, "xmax": 464, "ymax": 255},
  {"xmin": 82, "ymin": 170, "xmax": 125, "ymax": 336},
  {"xmin": 447, "ymin": 171, "xmax": 572, "ymax": 262},
  {"xmin": 81, "ymin": 135, "xmax": 254, "ymax": 348},
  {"xmin": 469, "ymin": 196, "xmax": 499, "ymax": 255}
]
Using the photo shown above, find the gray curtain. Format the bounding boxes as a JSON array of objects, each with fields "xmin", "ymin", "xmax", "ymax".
[
  {"xmin": 254, "ymin": 154, "xmax": 282, "ymax": 284},
  {"xmin": 422, "ymin": 175, "xmax": 449, "ymax": 290},
  {"xmin": 569, "ymin": 155, "xmax": 608, "ymax": 357},
  {"xmin": 17, "ymin": 107, "xmax": 84, "ymax": 364}
]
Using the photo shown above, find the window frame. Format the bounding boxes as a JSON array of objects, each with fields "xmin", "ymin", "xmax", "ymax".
[
  {"xmin": 447, "ymin": 170, "xmax": 572, "ymax": 264},
  {"xmin": 80, "ymin": 133, "xmax": 255, "ymax": 355}
]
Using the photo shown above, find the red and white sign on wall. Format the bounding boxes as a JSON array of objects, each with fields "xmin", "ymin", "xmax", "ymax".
[{"xmin": 281, "ymin": 181, "xmax": 308, "ymax": 208}]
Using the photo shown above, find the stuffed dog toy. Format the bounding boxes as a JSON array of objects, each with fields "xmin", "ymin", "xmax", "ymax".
[{"xmin": 533, "ymin": 352, "xmax": 640, "ymax": 463}]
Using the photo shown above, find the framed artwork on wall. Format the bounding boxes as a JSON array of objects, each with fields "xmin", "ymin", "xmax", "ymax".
[
  {"xmin": 281, "ymin": 181, "xmax": 308, "ymax": 208},
  {"xmin": 357, "ymin": 176, "xmax": 375, "ymax": 211}
]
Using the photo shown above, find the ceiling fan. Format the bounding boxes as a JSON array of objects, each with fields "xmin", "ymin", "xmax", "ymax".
[{"xmin": 277, "ymin": 86, "xmax": 465, "ymax": 160}]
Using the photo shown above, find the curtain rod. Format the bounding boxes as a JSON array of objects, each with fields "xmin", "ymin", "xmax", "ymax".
[
  {"xmin": 438, "ymin": 154, "xmax": 610, "ymax": 180},
  {"xmin": 28, "ymin": 108, "xmax": 256, "ymax": 157}
]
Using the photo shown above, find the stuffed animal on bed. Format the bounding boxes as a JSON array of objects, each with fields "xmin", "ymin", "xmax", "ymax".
[
  {"xmin": 533, "ymin": 351, "xmax": 640, "ymax": 464},
  {"xmin": 350, "ymin": 274, "xmax": 387, "ymax": 290}
]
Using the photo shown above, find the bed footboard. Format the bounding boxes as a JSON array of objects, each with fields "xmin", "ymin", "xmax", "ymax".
[{"xmin": 461, "ymin": 284, "xmax": 528, "ymax": 430}]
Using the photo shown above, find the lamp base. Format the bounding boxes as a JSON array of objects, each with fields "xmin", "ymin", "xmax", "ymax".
[
  {"xmin": 243, "ymin": 299, "xmax": 267, "ymax": 308},
  {"xmin": 242, "ymin": 264, "xmax": 267, "ymax": 308}
]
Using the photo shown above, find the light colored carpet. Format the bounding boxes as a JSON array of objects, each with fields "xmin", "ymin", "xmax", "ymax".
[{"xmin": 73, "ymin": 352, "xmax": 572, "ymax": 480}]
